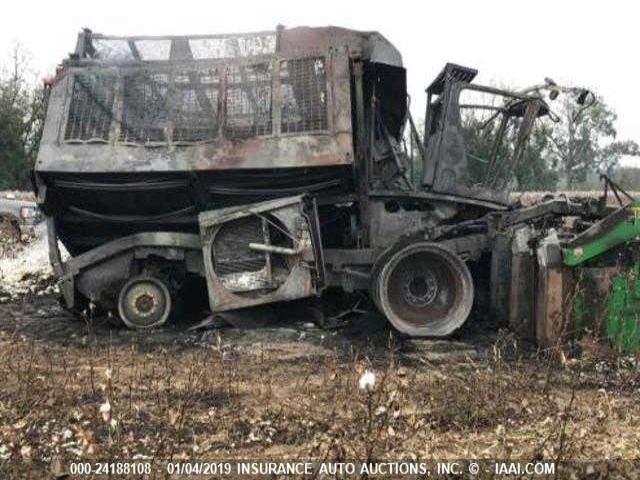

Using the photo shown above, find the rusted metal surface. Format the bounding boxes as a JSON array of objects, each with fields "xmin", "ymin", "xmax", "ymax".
[
  {"xmin": 37, "ymin": 131, "xmax": 354, "ymax": 172},
  {"xmin": 508, "ymin": 227, "xmax": 536, "ymax": 338},
  {"xmin": 489, "ymin": 231, "xmax": 511, "ymax": 324},
  {"xmin": 63, "ymin": 231, "xmax": 201, "ymax": 276},
  {"xmin": 36, "ymin": 27, "xmax": 402, "ymax": 174},
  {"xmin": 534, "ymin": 266, "xmax": 574, "ymax": 350}
]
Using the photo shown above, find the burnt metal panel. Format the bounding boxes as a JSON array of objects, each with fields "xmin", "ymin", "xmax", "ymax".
[
  {"xmin": 535, "ymin": 266, "xmax": 574, "ymax": 350},
  {"xmin": 508, "ymin": 227, "xmax": 536, "ymax": 338},
  {"xmin": 62, "ymin": 231, "xmax": 201, "ymax": 276},
  {"xmin": 37, "ymin": 131, "xmax": 353, "ymax": 172},
  {"xmin": 490, "ymin": 231, "xmax": 511, "ymax": 325},
  {"xmin": 426, "ymin": 63, "xmax": 477, "ymax": 96},
  {"xmin": 278, "ymin": 27, "xmax": 402, "ymax": 67},
  {"xmin": 199, "ymin": 195, "xmax": 319, "ymax": 312}
]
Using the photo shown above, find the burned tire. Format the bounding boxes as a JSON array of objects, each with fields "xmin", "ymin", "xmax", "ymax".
[
  {"xmin": 372, "ymin": 242, "xmax": 474, "ymax": 337},
  {"xmin": 117, "ymin": 276, "xmax": 172, "ymax": 330}
]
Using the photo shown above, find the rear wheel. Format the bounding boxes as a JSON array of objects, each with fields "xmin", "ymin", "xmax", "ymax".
[
  {"xmin": 372, "ymin": 242, "xmax": 474, "ymax": 336},
  {"xmin": 117, "ymin": 276, "xmax": 172, "ymax": 330}
]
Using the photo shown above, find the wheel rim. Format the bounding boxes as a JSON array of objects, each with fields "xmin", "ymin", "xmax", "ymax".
[
  {"xmin": 374, "ymin": 243, "xmax": 474, "ymax": 336},
  {"xmin": 117, "ymin": 277, "xmax": 171, "ymax": 329}
]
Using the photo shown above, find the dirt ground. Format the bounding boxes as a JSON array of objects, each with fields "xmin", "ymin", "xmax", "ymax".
[
  {"xmin": 0, "ymin": 289, "xmax": 639, "ymax": 479},
  {"xmin": 1, "ymin": 197, "xmax": 639, "ymax": 479}
]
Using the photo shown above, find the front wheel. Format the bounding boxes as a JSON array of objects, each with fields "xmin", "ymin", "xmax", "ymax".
[{"xmin": 371, "ymin": 242, "xmax": 474, "ymax": 337}]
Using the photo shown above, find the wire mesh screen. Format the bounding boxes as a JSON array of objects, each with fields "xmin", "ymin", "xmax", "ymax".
[
  {"xmin": 64, "ymin": 73, "xmax": 116, "ymax": 141},
  {"xmin": 173, "ymin": 70, "xmax": 220, "ymax": 143},
  {"xmin": 213, "ymin": 217, "xmax": 266, "ymax": 275},
  {"xmin": 280, "ymin": 57, "xmax": 328, "ymax": 134},
  {"xmin": 224, "ymin": 63, "xmax": 272, "ymax": 138},
  {"xmin": 64, "ymin": 56, "xmax": 334, "ymax": 144},
  {"xmin": 120, "ymin": 72, "xmax": 169, "ymax": 143}
]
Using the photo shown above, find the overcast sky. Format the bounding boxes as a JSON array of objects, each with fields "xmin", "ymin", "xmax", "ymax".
[{"xmin": 2, "ymin": 0, "xmax": 638, "ymax": 160}]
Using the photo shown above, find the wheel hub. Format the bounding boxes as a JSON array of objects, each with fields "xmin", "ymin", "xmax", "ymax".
[
  {"xmin": 133, "ymin": 291, "xmax": 158, "ymax": 316},
  {"xmin": 118, "ymin": 277, "xmax": 171, "ymax": 329},
  {"xmin": 403, "ymin": 271, "xmax": 438, "ymax": 306}
]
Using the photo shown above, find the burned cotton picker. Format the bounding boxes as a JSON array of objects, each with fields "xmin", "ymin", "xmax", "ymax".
[{"xmin": 34, "ymin": 26, "xmax": 640, "ymax": 350}]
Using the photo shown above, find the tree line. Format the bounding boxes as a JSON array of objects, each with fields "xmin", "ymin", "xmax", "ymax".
[
  {"xmin": 515, "ymin": 94, "xmax": 639, "ymax": 191},
  {"xmin": 0, "ymin": 47, "xmax": 46, "ymax": 190}
]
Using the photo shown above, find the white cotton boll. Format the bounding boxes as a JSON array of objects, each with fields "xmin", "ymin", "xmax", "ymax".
[
  {"xmin": 105, "ymin": 368, "xmax": 113, "ymax": 380},
  {"xmin": 99, "ymin": 400, "xmax": 111, "ymax": 422},
  {"xmin": 358, "ymin": 370, "xmax": 376, "ymax": 391}
]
